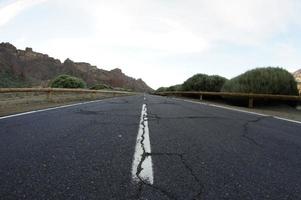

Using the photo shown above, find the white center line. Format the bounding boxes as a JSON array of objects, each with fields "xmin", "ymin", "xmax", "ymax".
[{"xmin": 131, "ymin": 104, "xmax": 154, "ymax": 184}]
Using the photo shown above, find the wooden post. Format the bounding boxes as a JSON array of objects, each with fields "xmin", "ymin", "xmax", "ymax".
[
  {"xmin": 248, "ymin": 97, "xmax": 254, "ymax": 108},
  {"xmin": 46, "ymin": 91, "xmax": 52, "ymax": 102},
  {"xmin": 90, "ymin": 91, "xmax": 96, "ymax": 99}
]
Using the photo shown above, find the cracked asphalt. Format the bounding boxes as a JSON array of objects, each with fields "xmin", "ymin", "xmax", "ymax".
[{"xmin": 1, "ymin": 94, "xmax": 301, "ymax": 199}]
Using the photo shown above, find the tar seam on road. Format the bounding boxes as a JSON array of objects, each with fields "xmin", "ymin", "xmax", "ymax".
[
  {"xmin": 131, "ymin": 103, "xmax": 154, "ymax": 185},
  {"xmin": 0, "ymin": 99, "xmax": 105, "ymax": 120}
]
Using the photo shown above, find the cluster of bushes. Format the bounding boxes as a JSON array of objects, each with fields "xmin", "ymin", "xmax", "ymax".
[
  {"xmin": 50, "ymin": 74, "xmax": 115, "ymax": 91},
  {"xmin": 50, "ymin": 75, "xmax": 86, "ymax": 88},
  {"xmin": 221, "ymin": 67, "xmax": 298, "ymax": 95},
  {"xmin": 0, "ymin": 71, "xmax": 29, "ymax": 88},
  {"xmin": 89, "ymin": 84, "xmax": 113, "ymax": 90},
  {"xmin": 156, "ymin": 67, "xmax": 298, "ymax": 96},
  {"xmin": 157, "ymin": 84, "xmax": 183, "ymax": 92},
  {"xmin": 156, "ymin": 74, "xmax": 227, "ymax": 93},
  {"xmin": 182, "ymin": 74, "xmax": 227, "ymax": 92}
]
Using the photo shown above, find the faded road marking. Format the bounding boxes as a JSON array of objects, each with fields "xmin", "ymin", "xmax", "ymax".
[{"xmin": 131, "ymin": 104, "xmax": 154, "ymax": 184}]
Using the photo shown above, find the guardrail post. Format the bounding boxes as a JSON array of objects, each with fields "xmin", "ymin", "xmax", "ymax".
[
  {"xmin": 46, "ymin": 91, "xmax": 52, "ymax": 102},
  {"xmin": 200, "ymin": 94, "xmax": 203, "ymax": 101},
  {"xmin": 248, "ymin": 97, "xmax": 254, "ymax": 108},
  {"xmin": 90, "ymin": 91, "xmax": 96, "ymax": 99}
]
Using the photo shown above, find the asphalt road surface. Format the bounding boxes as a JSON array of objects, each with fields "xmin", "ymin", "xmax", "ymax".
[{"xmin": 0, "ymin": 94, "xmax": 301, "ymax": 200}]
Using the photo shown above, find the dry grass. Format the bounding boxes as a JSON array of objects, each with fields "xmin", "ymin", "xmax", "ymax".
[{"xmin": 0, "ymin": 92, "xmax": 131, "ymax": 117}]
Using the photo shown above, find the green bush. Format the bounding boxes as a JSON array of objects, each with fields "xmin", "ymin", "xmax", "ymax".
[
  {"xmin": 90, "ymin": 84, "xmax": 112, "ymax": 90},
  {"xmin": 156, "ymin": 84, "xmax": 183, "ymax": 92},
  {"xmin": 222, "ymin": 67, "xmax": 298, "ymax": 95},
  {"xmin": 0, "ymin": 71, "xmax": 29, "ymax": 88},
  {"xmin": 182, "ymin": 74, "xmax": 227, "ymax": 92},
  {"xmin": 166, "ymin": 84, "xmax": 183, "ymax": 92},
  {"xmin": 156, "ymin": 87, "xmax": 167, "ymax": 92},
  {"xmin": 50, "ymin": 74, "xmax": 86, "ymax": 88}
]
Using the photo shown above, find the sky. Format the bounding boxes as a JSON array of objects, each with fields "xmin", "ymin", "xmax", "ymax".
[{"xmin": 0, "ymin": 0, "xmax": 301, "ymax": 89}]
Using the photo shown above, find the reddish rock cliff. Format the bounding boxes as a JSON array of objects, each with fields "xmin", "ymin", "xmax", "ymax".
[{"xmin": 0, "ymin": 42, "xmax": 153, "ymax": 92}]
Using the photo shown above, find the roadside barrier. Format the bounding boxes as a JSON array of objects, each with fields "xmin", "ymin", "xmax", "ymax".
[{"xmin": 155, "ymin": 91, "xmax": 301, "ymax": 108}]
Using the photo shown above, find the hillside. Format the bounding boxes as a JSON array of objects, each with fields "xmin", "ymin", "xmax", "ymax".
[{"xmin": 0, "ymin": 42, "xmax": 153, "ymax": 92}]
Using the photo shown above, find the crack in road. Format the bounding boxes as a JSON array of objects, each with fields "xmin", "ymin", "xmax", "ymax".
[
  {"xmin": 148, "ymin": 114, "xmax": 226, "ymax": 121},
  {"xmin": 147, "ymin": 152, "xmax": 204, "ymax": 200},
  {"xmin": 148, "ymin": 100, "xmax": 177, "ymax": 105},
  {"xmin": 147, "ymin": 110, "xmax": 226, "ymax": 126},
  {"xmin": 76, "ymin": 109, "xmax": 138, "ymax": 118},
  {"xmin": 134, "ymin": 105, "xmax": 178, "ymax": 200},
  {"xmin": 106, "ymin": 99, "xmax": 130, "ymax": 104},
  {"xmin": 241, "ymin": 116, "xmax": 270, "ymax": 147},
  {"xmin": 134, "ymin": 106, "xmax": 204, "ymax": 200}
]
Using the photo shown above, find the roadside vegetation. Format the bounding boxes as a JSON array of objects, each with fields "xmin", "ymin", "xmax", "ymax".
[
  {"xmin": 89, "ymin": 84, "xmax": 113, "ymax": 90},
  {"xmin": 50, "ymin": 74, "xmax": 86, "ymax": 89},
  {"xmin": 0, "ymin": 71, "xmax": 29, "ymax": 88},
  {"xmin": 182, "ymin": 74, "xmax": 227, "ymax": 92},
  {"xmin": 156, "ymin": 67, "xmax": 298, "ymax": 95},
  {"xmin": 222, "ymin": 67, "xmax": 298, "ymax": 95}
]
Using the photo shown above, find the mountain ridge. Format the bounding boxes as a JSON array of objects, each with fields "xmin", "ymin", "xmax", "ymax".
[{"xmin": 0, "ymin": 42, "xmax": 153, "ymax": 92}]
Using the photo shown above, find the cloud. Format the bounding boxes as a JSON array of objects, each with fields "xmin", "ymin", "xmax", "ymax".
[
  {"xmin": 0, "ymin": 0, "xmax": 47, "ymax": 27},
  {"xmin": 4, "ymin": 0, "xmax": 301, "ymax": 88},
  {"xmin": 73, "ymin": 0, "xmax": 301, "ymax": 54}
]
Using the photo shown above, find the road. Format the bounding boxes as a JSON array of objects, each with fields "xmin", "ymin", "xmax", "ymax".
[{"xmin": 0, "ymin": 94, "xmax": 301, "ymax": 200}]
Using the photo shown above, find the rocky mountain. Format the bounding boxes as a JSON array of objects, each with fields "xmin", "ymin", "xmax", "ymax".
[
  {"xmin": 293, "ymin": 69, "xmax": 301, "ymax": 94},
  {"xmin": 0, "ymin": 42, "xmax": 153, "ymax": 92}
]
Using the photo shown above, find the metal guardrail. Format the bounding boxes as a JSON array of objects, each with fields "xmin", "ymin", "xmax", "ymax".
[
  {"xmin": 155, "ymin": 91, "xmax": 301, "ymax": 108},
  {"xmin": 0, "ymin": 88, "xmax": 136, "ymax": 101}
]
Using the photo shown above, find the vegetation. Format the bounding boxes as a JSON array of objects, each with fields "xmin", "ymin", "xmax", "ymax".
[
  {"xmin": 156, "ymin": 87, "xmax": 167, "ymax": 92},
  {"xmin": 90, "ymin": 84, "xmax": 112, "ymax": 90},
  {"xmin": 50, "ymin": 74, "xmax": 86, "ymax": 88},
  {"xmin": 182, "ymin": 74, "xmax": 227, "ymax": 92},
  {"xmin": 222, "ymin": 67, "xmax": 298, "ymax": 95},
  {"xmin": 156, "ymin": 84, "xmax": 183, "ymax": 92},
  {"xmin": 0, "ymin": 71, "xmax": 28, "ymax": 88}
]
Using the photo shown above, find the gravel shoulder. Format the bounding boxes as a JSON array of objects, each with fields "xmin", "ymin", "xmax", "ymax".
[
  {"xmin": 0, "ymin": 92, "xmax": 132, "ymax": 117},
  {"xmin": 172, "ymin": 96, "xmax": 301, "ymax": 122}
]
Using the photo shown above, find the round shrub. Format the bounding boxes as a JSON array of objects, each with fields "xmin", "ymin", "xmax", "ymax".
[
  {"xmin": 166, "ymin": 84, "xmax": 183, "ymax": 92},
  {"xmin": 50, "ymin": 74, "xmax": 86, "ymax": 88},
  {"xmin": 182, "ymin": 74, "xmax": 227, "ymax": 92},
  {"xmin": 156, "ymin": 87, "xmax": 167, "ymax": 92},
  {"xmin": 90, "ymin": 84, "xmax": 112, "ymax": 90},
  {"xmin": 222, "ymin": 67, "xmax": 298, "ymax": 95}
]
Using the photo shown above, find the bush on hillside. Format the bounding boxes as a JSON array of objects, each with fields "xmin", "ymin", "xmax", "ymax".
[
  {"xmin": 50, "ymin": 74, "xmax": 86, "ymax": 88},
  {"xmin": 90, "ymin": 84, "xmax": 112, "ymax": 90},
  {"xmin": 221, "ymin": 67, "xmax": 298, "ymax": 95},
  {"xmin": 182, "ymin": 74, "xmax": 227, "ymax": 92},
  {"xmin": 0, "ymin": 71, "xmax": 29, "ymax": 88},
  {"xmin": 156, "ymin": 84, "xmax": 183, "ymax": 92},
  {"xmin": 156, "ymin": 87, "xmax": 167, "ymax": 92},
  {"xmin": 166, "ymin": 84, "xmax": 183, "ymax": 92}
]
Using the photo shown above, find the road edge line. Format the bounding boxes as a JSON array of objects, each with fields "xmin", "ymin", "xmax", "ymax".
[
  {"xmin": 177, "ymin": 98, "xmax": 301, "ymax": 125},
  {"xmin": 0, "ymin": 99, "xmax": 104, "ymax": 120}
]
